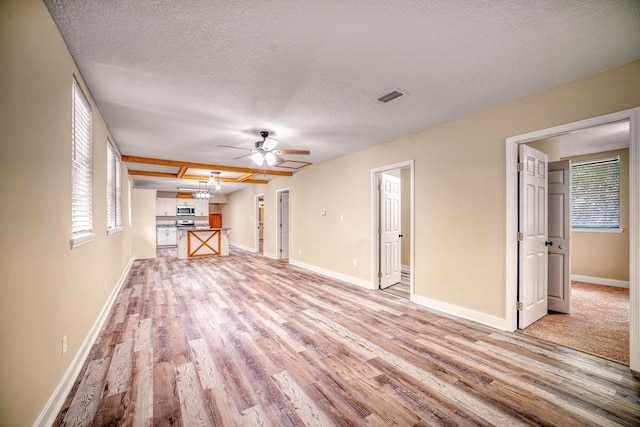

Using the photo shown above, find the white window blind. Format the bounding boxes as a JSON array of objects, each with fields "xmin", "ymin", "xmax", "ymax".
[
  {"xmin": 571, "ymin": 157, "xmax": 620, "ymax": 229},
  {"xmin": 107, "ymin": 141, "xmax": 122, "ymax": 231},
  {"xmin": 71, "ymin": 80, "xmax": 94, "ymax": 246}
]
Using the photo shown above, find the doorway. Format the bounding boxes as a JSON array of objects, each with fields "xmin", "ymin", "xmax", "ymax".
[
  {"xmin": 517, "ymin": 133, "xmax": 631, "ymax": 363},
  {"xmin": 371, "ymin": 161, "xmax": 414, "ymax": 299},
  {"xmin": 276, "ymin": 189, "xmax": 290, "ymax": 260},
  {"xmin": 255, "ymin": 194, "xmax": 264, "ymax": 254},
  {"xmin": 505, "ymin": 108, "xmax": 639, "ymax": 371}
]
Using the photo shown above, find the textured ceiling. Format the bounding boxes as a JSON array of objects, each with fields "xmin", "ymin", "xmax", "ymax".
[{"xmin": 44, "ymin": 0, "xmax": 640, "ymax": 194}]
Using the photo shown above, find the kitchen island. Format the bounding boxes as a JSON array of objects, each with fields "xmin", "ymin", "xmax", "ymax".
[{"xmin": 177, "ymin": 228, "xmax": 231, "ymax": 259}]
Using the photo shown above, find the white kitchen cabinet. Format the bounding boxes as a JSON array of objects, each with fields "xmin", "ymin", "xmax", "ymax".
[
  {"xmin": 196, "ymin": 199, "xmax": 209, "ymax": 216},
  {"xmin": 157, "ymin": 227, "xmax": 177, "ymax": 246},
  {"xmin": 156, "ymin": 198, "xmax": 177, "ymax": 216}
]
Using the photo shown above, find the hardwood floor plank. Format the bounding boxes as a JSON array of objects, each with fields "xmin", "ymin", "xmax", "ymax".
[
  {"xmin": 175, "ymin": 362, "xmax": 215, "ymax": 426},
  {"xmin": 53, "ymin": 248, "xmax": 640, "ymax": 426},
  {"xmin": 60, "ymin": 358, "xmax": 109, "ymax": 427},
  {"xmin": 104, "ymin": 340, "xmax": 134, "ymax": 397},
  {"xmin": 127, "ymin": 348, "xmax": 153, "ymax": 427}
]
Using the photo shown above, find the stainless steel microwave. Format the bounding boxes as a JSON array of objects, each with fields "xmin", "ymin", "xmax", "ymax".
[{"xmin": 176, "ymin": 205, "xmax": 195, "ymax": 216}]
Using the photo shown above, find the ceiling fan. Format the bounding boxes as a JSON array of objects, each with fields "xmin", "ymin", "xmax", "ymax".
[{"xmin": 219, "ymin": 131, "xmax": 310, "ymax": 166}]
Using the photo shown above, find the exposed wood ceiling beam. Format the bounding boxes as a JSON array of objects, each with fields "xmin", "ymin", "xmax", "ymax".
[
  {"xmin": 122, "ymin": 155, "xmax": 293, "ymax": 177},
  {"xmin": 181, "ymin": 174, "xmax": 267, "ymax": 184},
  {"xmin": 128, "ymin": 170, "xmax": 268, "ymax": 184},
  {"xmin": 235, "ymin": 172, "xmax": 256, "ymax": 182},
  {"xmin": 176, "ymin": 166, "xmax": 188, "ymax": 178}
]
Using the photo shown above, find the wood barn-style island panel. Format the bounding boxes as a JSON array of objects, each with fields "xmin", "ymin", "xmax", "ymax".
[{"xmin": 177, "ymin": 228, "xmax": 230, "ymax": 259}]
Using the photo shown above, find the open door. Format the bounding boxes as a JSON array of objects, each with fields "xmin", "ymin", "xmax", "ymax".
[
  {"xmin": 548, "ymin": 160, "xmax": 571, "ymax": 313},
  {"xmin": 278, "ymin": 190, "xmax": 290, "ymax": 259},
  {"xmin": 518, "ymin": 145, "xmax": 549, "ymax": 329},
  {"xmin": 379, "ymin": 173, "xmax": 401, "ymax": 289}
]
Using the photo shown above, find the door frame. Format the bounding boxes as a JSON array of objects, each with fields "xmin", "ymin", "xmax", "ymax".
[
  {"xmin": 505, "ymin": 107, "xmax": 640, "ymax": 371},
  {"xmin": 370, "ymin": 160, "xmax": 415, "ymax": 295},
  {"xmin": 276, "ymin": 187, "xmax": 290, "ymax": 260},
  {"xmin": 254, "ymin": 193, "xmax": 264, "ymax": 253}
]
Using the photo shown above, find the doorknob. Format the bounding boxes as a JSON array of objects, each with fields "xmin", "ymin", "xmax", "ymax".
[
  {"xmin": 545, "ymin": 241, "xmax": 553, "ymax": 246},
  {"xmin": 399, "ymin": 234, "xmax": 404, "ymax": 238}
]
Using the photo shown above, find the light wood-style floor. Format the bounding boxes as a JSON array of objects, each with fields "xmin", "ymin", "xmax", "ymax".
[{"xmin": 54, "ymin": 248, "xmax": 640, "ymax": 426}]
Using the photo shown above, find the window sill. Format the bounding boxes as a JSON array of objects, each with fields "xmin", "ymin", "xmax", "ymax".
[
  {"xmin": 107, "ymin": 226, "xmax": 123, "ymax": 236},
  {"xmin": 572, "ymin": 228, "xmax": 624, "ymax": 234},
  {"xmin": 70, "ymin": 232, "xmax": 96, "ymax": 248}
]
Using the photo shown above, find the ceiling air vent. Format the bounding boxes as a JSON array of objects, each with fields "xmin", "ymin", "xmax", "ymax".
[{"xmin": 377, "ymin": 90, "xmax": 405, "ymax": 104}]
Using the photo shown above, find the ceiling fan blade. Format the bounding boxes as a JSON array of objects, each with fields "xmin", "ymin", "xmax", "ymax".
[
  {"xmin": 219, "ymin": 144, "xmax": 253, "ymax": 152},
  {"xmin": 275, "ymin": 149, "xmax": 310, "ymax": 155},
  {"xmin": 232, "ymin": 152, "xmax": 254, "ymax": 160}
]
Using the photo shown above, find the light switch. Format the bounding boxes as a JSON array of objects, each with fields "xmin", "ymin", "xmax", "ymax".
[{"xmin": 321, "ymin": 210, "xmax": 326, "ymax": 216}]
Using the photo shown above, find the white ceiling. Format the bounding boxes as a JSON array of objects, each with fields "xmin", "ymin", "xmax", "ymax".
[{"xmin": 44, "ymin": 0, "xmax": 640, "ymax": 194}]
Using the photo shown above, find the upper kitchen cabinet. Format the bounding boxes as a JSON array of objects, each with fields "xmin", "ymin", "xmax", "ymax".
[
  {"xmin": 156, "ymin": 198, "xmax": 177, "ymax": 216},
  {"xmin": 196, "ymin": 199, "xmax": 209, "ymax": 217}
]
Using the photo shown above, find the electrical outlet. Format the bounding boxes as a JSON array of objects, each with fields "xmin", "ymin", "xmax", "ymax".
[
  {"xmin": 298, "ymin": 248, "xmax": 302, "ymax": 254},
  {"xmin": 62, "ymin": 335, "xmax": 68, "ymax": 355},
  {"xmin": 340, "ymin": 214, "xmax": 344, "ymax": 222},
  {"xmin": 353, "ymin": 259, "xmax": 358, "ymax": 267}
]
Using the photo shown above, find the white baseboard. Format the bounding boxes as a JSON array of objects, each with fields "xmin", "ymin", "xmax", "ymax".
[
  {"xmin": 230, "ymin": 242, "xmax": 255, "ymax": 253},
  {"xmin": 289, "ymin": 259, "xmax": 373, "ymax": 289},
  {"xmin": 571, "ymin": 274, "xmax": 629, "ymax": 289},
  {"xmin": 401, "ymin": 264, "xmax": 410, "ymax": 274},
  {"xmin": 35, "ymin": 257, "xmax": 135, "ymax": 427},
  {"xmin": 411, "ymin": 294, "xmax": 509, "ymax": 331}
]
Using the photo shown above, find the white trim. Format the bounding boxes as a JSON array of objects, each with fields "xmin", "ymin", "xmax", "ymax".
[
  {"xmin": 107, "ymin": 226, "xmax": 123, "ymax": 236},
  {"xmin": 289, "ymin": 259, "xmax": 372, "ymax": 289},
  {"xmin": 571, "ymin": 155, "xmax": 619, "ymax": 166},
  {"xmin": 230, "ymin": 242, "xmax": 254, "ymax": 253},
  {"xmin": 35, "ymin": 257, "xmax": 135, "ymax": 427},
  {"xmin": 571, "ymin": 275, "xmax": 629, "ymax": 289},
  {"xmin": 401, "ymin": 264, "xmax": 410, "ymax": 274},
  {"xmin": 411, "ymin": 294, "xmax": 509, "ymax": 331},
  {"xmin": 70, "ymin": 232, "xmax": 96, "ymax": 248},
  {"xmin": 506, "ymin": 107, "xmax": 639, "ymax": 372},
  {"xmin": 572, "ymin": 228, "xmax": 624, "ymax": 234},
  {"xmin": 370, "ymin": 160, "xmax": 415, "ymax": 295}
]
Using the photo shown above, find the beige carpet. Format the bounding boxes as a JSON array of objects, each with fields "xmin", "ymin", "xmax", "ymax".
[{"xmin": 522, "ymin": 281, "xmax": 629, "ymax": 364}]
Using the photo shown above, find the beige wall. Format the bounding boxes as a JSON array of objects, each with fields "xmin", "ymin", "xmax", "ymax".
[
  {"xmin": 227, "ymin": 59, "xmax": 640, "ymax": 320},
  {"xmin": 132, "ymin": 189, "xmax": 158, "ymax": 259},
  {"xmin": 569, "ymin": 149, "xmax": 630, "ymax": 281},
  {"xmin": 0, "ymin": 0, "xmax": 135, "ymax": 425}
]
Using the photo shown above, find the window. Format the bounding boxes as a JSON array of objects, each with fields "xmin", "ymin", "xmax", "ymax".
[
  {"xmin": 71, "ymin": 79, "xmax": 94, "ymax": 247},
  {"xmin": 107, "ymin": 140, "xmax": 122, "ymax": 233},
  {"xmin": 571, "ymin": 156, "xmax": 620, "ymax": 230}
]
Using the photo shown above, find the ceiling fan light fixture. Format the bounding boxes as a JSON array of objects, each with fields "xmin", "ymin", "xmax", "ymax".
[
  {"xmin": 251, "ymin": 152, "xmax": 265, "ymax": 166},
  {"xmin": 263, "ymin": 137, "xmax": 278, "ymax": 151},
  {"xmin": 264, "ymin": 151, "xmax": 277, "ymax": 166}
]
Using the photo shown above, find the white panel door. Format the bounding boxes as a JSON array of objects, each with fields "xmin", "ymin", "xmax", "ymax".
[
  {"xmin": 280, "ymin": 191, "xmax": 290, "ymax": 259},
  {"xmin": 548, "ymin": 160, "xmax": 571, "ymax": 313},
  {"xmin": 379, "ymin": 173, "xmax": 401, "ymax": 289},
  {"xmin": 518, "ymin": 145, "xmax": 549, "ymax": 329}
]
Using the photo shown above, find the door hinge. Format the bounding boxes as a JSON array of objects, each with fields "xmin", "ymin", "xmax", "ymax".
[
  {"xmin": 517, "ymin": 232, "xmax": 524, "ymax": 241},
  {"xmin": 516, "ymin": 301, "xmax": 523, "ymax": 311},
  {"xmin": 517, "ymin": 163, "xmax": 524, "ymax": 172}
]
